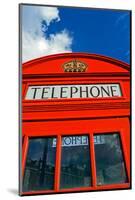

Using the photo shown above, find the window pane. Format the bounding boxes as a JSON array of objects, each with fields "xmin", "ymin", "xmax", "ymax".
[
  {"xmin": 23, "ymin": 137, "xmax": 57, "ymax": 192},
  {"xmin": 60, "ymin": 135, "xmax": 91, "ymax": 189},
  {"xmin": 94, "ymin": 134, "xmax": 127, "ymax": 185}
]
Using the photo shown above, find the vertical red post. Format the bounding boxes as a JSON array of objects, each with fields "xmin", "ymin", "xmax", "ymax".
[
  {"xmin": 54, "ymin": 135, "xmax": 62, "ymax": 191},
  {"xmin": 22, "ymin": 136, "xmax": 29, "ymax": 177},
  {"xmin": 89, "ymin": 133, "xmax": 97, "ymax": 187}
]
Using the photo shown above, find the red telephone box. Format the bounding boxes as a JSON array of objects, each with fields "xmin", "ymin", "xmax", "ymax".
[{"xmin": 21, "ymin": 53, "xmax": 130, "ymax": 195}]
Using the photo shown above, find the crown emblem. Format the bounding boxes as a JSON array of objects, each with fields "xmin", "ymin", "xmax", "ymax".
[{"xmin": 63, "ymin": 60, "xmax": 87, "ymax": 72}]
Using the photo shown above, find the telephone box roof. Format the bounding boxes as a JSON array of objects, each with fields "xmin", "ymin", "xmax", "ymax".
[{"xmin": 22, "ymin": 53, "xmax": 130, "ymax": 77}]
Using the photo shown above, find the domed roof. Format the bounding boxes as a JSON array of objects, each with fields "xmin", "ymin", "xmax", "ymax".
[{"xmin": 22, "ymin": 53, "xmax": 130, "ymax": 77}]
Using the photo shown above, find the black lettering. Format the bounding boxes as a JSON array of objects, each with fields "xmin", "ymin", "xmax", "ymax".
[
  {"xmin": 110, "ymin": 86, "xmax": 118, "ymax": 97},
  {"xmin": 72, "ymin": 136, "xmax": 77, "ymax": 145},
  {"xmin": 70, "ymin": 86, "xmax": 78, "ymax": 98},
  {"xmin": 51, "ymin": 87, "xmax": 58, "ymax": 98},
  {"xmin": 80, "ymin": 86, "xmax": 89, "ymax": 98},
  {"xmin": 80, "ymin": 136, "xmax": 83, "ymax": 144},
  {"xmin": 31, "ymin": 87, "xmax": 41, "ymax": 99},
  {"xmin": 100, "ymin": 86, "xmax": 111, "ymax": 97},
  {"xmin": 60, "ymin": 87, "xmax": 68, "ymax": 98},
  {"xmin": 90, "ymin": 86, "xmax": 100, "ymax": 97},
  {"xmin": 83, "ymin": 136, "xmax": 88, "ymax": 145},
  {"xmin": 94, "ymin": 136, "xmax": 97, "ymax": 144},
  {"xmin": 77, "ymin": 136, "xmax": 81, "ymax": 145},
  {"xmin": 42, "ymin": 87, "xmax": 50, "ymax": 99},
  {"xmin": 64, "ymin": 137, "xmax": 71, "ymax": 145}
]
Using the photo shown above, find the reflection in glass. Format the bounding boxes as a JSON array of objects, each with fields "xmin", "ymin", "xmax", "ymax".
[
  {"xmin": 60, "ymin": 135, "xmax": 91, "ymax": 189},
  {"xmin": 94, "ymin": 134, "xmax": 127, "ymax": 185},
  {"xmin": 23, "ymin": 137, "xmax": 57, "ymax": 192}
]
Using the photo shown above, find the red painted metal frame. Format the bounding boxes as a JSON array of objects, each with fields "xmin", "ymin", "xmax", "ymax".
[
  {"xmin": 22, "ymin": 117, "xmax": 130, "ymax": 195},
  {"xmin": 21, "ymin": 53, "xmax": 130, "ymax": 195},
  {"xmin": 22, "ymin": 136, "xmax": 29, "ymax": 178}
]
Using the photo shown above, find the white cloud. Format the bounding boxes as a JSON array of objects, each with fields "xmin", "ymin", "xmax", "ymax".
[
  {"xmin": 40, "ymin": 6, "xmax": 60, "ymax": 26},
  {"xmin": 22, "ymin": 6, "xmax": 73, "ymax": 62},
  {"xmin": 22, "ymin": 29, "xmax": 72, "ymax": 62}
]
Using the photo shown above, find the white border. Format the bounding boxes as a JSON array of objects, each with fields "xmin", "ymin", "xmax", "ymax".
[{"xmin": 0, "ymin": 0, "xmax": 134, "ymax": 199}]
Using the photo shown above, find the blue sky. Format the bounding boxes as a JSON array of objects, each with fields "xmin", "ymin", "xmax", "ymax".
[{"xmin": 22, "ymin": 5, "xmax": 130, "ymax": 63}]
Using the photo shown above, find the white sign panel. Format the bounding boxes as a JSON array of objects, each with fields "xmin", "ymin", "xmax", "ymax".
[
  {"xmin": 52, "ymin": 136, "xmax": 105, "ymax": 147},
  {"xmin": 25, "ymin": 84, "xmax": 122, "ymax": 100}
]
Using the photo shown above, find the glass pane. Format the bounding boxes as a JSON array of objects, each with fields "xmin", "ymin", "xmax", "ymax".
[
  {"xmin": 94, "ymin": 134, "xmax": 127, "ymax": 186},
  {"xmin": 60, "ymin": 135, "xmax": 91, "ymax": 189},
  {"xmin": 23, "ymin": 137, "xmax": 57, "ymax": 192}
]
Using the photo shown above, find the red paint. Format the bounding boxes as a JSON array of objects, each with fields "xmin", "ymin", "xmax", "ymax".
[{"xmin": 21, "ymin": 53, "xmax": 130, "ymax": 195}]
